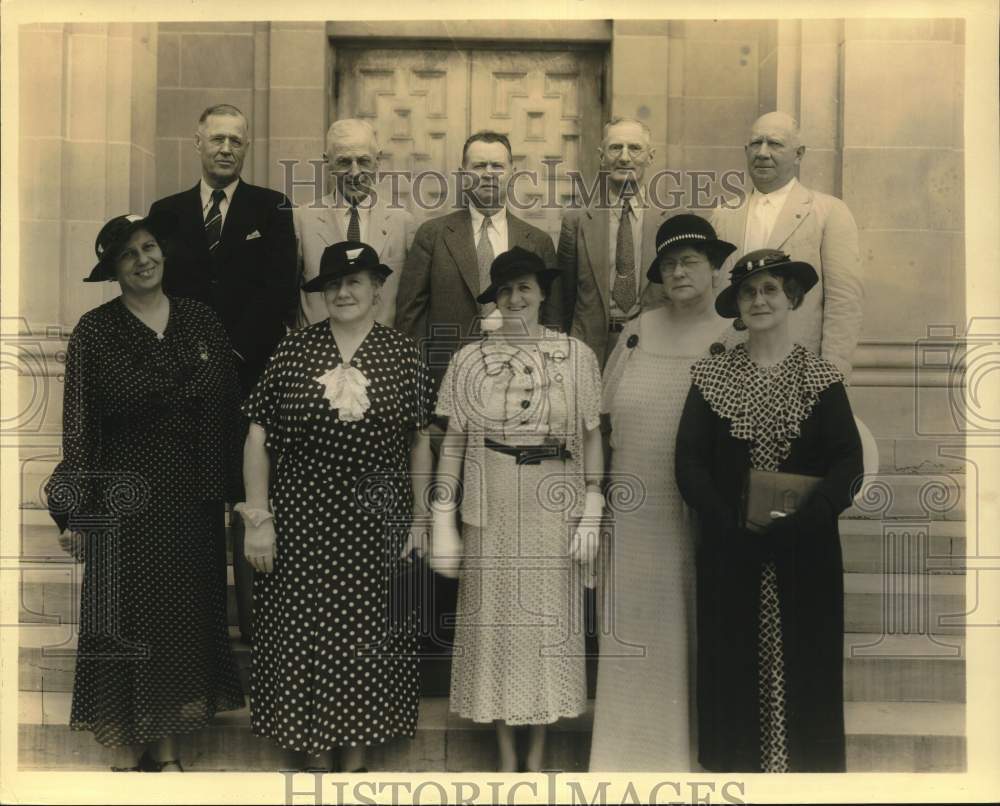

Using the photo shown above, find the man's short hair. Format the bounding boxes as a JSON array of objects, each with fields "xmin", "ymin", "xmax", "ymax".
[
  {"xmin": 602, "ymin": 116, "xmax": 652, "ymax": 144},
  {"xmin": 198, "ymin": 104, "xmax": 248, "ymax": 128},
  {"xmin": 461, "ymin": 131, "xmax": 513, "ymax": 165},
  {"xmin": 326, "ymin": 118, "xmax": 381, "ymax": 156}
]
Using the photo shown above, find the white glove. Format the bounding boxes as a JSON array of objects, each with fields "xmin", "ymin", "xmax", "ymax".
[
  {"xmin": 244, "ymin": 518, "xmax": 277, "ymax": 574},
  {"xmin": 401, "ymin": 515, "xmax": 430, "ymax": 559},
  {"xmin": 569, "ymin": 490, "xmax": 604, "ymax": 566},
  {"xmin": 429, "ymin": 500, "xmax": 463, "ymax": 578}
]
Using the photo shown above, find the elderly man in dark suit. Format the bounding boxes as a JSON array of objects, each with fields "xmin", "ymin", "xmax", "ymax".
[
  {"xmin": 150, "ymin": 103, "xmax": 297, "ymax": 395},
  {"xmin": 395, "ymin": 131, "xmax": 559, "ymax": 389},
  {"xmin": 149, "ymin": 103, "xmax": 296, "ymax": 644},
  {"xmin": 558, "ymin": 116, "xmax": 671, "ymax": 367}
]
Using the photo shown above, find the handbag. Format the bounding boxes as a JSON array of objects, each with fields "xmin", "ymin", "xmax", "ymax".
[{"xmin": 740, "ymin": 468, "xmax": 821, "ymax": 534}]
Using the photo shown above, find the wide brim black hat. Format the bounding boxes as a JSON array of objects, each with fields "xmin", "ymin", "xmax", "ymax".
[
  {"xmin": 84, "ymin": 210, "xmax": 176, "ymax": 282},
  {"xmin": 715, "ymin": 248, "xmax": 819, "ymax": 318},
  {"xmin": 646, "ymin": 213, "xmax": 737, "ymax": 283},
  {"xmin": 302, "ymin": 240, "xmax": 392, "ymax": 292},
  {"xmin": 476, "ymin": 246, "xmax": 560, "ymax": 305}
]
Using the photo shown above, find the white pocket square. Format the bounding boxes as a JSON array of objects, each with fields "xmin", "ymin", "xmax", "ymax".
[{"xmin": 245, "ymin": 230, "xmax": 262, "ymax": 240}]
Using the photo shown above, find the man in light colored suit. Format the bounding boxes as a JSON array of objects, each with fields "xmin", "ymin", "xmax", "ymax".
[
  {"xmin": 296, "ymin": 118, "xmax": 414, "ymax": 326},
  {"xmin": 395, "ymin": 131, "xmax": 559, "ymax": 389},
  {"xmin": 711, "ymin": 111, "xmax": 863, "ymax": 377},
  {"xmin": 558, "ymin": 116, "xmax": 671, "ymax": 367}
]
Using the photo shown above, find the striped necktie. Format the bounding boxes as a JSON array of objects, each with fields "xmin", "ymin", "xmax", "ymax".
[
  {"xmin": 611, "ymin": 196, "xmax": 637, "ymax": 314},
  {"xmin": 347, "ymin": 203, "xmax": 361, "ymax": 242},
  {"xmin": 205, "ymin": 189, "xmax": 226, "ymax": 253}
]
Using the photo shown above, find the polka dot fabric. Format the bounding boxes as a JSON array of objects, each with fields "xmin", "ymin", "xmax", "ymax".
[
  {"xmin": 242, "ymin": 321, "xmax": 431, "ymax": 752},
  {"xmin": 45, "ymin": 297, "xmax": 245, "ymax": 748}
]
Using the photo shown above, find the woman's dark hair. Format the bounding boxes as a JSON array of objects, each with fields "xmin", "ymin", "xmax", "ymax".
[
  {"xmin": 774, "ymin": 271, "xmax": 805, "ymax": 310},
  {"xmin": 499, "ymin": 271, "xmax": 553, "ymax": 299}
]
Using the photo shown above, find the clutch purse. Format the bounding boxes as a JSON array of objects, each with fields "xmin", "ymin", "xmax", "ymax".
[{"xmin": 740, "ymin": 469, "xmax": 821, "ymax": 534}]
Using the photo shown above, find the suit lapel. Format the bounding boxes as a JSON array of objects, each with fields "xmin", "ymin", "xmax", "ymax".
[
  {"xmin": 184, "ymin": 184, "xmax": 210, "ymax": 257},
  {"xmin": 580, "ymin": 208, "xmax": 610, "ymax": 315},
  {"xmin": 767, "ymin": 182, "xmax": 812, "ymax": 250},
  {"xmin": 366, "ymin": 201, "xmax": 388, "ymax": 255},
  {"xmin": 215, "ymin": 180, "xmax": 252, "ymax": 264},
  {"xmin": 443, "ymin": 210, "xmax": 480, "ymax": 298}
]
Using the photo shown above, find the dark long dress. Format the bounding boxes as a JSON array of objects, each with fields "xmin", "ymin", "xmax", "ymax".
[
  {"xmin": 242, "ymin": 321, "xmax": 431, "ymax": 752},
  {"xmin": 675, "ymin": 344, "xmax": 863, "ymax": 772},
  {"xmin": 45, "ymin": 296, "xmax": 245, "ymax": 748}
]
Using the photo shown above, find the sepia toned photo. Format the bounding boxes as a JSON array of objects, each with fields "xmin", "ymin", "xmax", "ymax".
[{"xmin": 2, "ymin": 1, "xmax": 998, "ymax": 804}]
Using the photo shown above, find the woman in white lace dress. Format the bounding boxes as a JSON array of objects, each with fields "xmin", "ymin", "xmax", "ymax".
[
  {"xmin": 590, "ymin": 215, "xmax": 737, "ymax": 771},
  {"xmin": 431, "ymin": 247, "xmax": 604, "ymax": 772}
]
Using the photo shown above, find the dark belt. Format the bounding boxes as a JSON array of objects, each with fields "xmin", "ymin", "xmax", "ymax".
[{"xmin": 484, "ymin": 437, "xmax": 573, "ymax": 465}]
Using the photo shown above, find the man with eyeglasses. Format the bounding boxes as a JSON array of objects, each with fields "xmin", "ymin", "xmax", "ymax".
[
  {"xmin": 296, "ymin": 118, "xmax": 415, "ymax": 326},
  {"xmin": 558, "ymin": 116, "xmax": 673, "ymax": 367},
  {"xmin": 149, "ymin": 103, "xmax": 298, "ymax": 645},
  {"xmin": 711, "ymin": 111, "xmax": 863, "ymax": 377}
]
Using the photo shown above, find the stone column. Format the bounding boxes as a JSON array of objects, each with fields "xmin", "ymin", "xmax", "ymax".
[{"xmin": 19, "ymin": 22, "xmax": 158, "ymax": 331}]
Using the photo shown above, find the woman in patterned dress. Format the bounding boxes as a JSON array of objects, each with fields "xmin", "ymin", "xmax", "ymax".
[
  {"xmin": 590, "ymin": 214, "xmax": 737, "ymax": 771},
  {"xmin": 240, "ymin": 241, "xmax": 433, "ymax": 773},
  {"xmin": 430, "ymin": 247, "xmax": 604, "ymax": 772},
  {"xmin": 675, "ymin": 249, "xmax": 864, "ymax": 772},
  {"xmin": 46, "ymin": 212, "xmax": 245, "ymax": 771}
]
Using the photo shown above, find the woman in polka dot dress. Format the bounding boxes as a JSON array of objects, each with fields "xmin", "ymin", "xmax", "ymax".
[
  {"xmin": 46, "ymin": 212, "xmax": 245, "ymax": 771},
  {"xmin": 240, "ymin": 241, "xmax": 433, "ymax": 773},
  {"xmin": 430, "ymin": 247, "xmax": 604, "ymax": 772}
]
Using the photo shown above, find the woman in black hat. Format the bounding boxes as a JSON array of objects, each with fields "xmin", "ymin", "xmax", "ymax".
[
  {"xmin": 675, "ymin": 249, "xmax": 864, "ymax": 772},
  {"xmin": 589, "ymin": 213, "xmax": 739, "ymax": 771},
  {"xmin": 45, "ymin": 212, "xmax": 245, "ymax": 771},
  {"xmin": 430, "ymin": 246, "xmax": 603, "ymax": 772},
  {"xmin": 239, "ymin": 240, "xmax": 433, "ymax": 773}
]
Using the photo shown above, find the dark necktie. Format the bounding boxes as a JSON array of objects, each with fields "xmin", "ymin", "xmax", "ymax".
[
  {"xmin": 347, "ymin": 203, "xmax": 361, "ymax": 242},
  {"xmin": 205, "ymin": 188, "xmax": 226, "ymax": 253},
  {"xmin": 612, "ymin": 196, "xmax": 637, "ymax": 314}
]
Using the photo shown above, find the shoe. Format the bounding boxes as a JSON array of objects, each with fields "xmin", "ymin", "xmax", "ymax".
[{"xmin": 344, "ymin": 767, "xmax": 368, "ymax": 774}]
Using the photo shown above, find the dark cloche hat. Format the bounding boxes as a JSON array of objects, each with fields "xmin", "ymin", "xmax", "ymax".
[
  {"xmin": 646, "ymin": 213, "xmax": 737, "ymax": 283},
  {"xmin": 476, "ymin": 246, "xmax": 561, "ymax": 305},
  {"xmin": 301, "ymin": 241, "xmax": 393, "ymax": 292},
  {"xmin": 84, "ymin": 210, "xmax": 176, "ymax": 282},
  {"xmin": 714, "ymin": 248, "xmax": 818, "ymax": 318}
]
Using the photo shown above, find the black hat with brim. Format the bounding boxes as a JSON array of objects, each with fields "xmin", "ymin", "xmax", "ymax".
[
  {"xmin": 84, "ymin": 210, "xmax": 176, "ymax": 282},
  {"xmin": 302, "ymin": 240, "xmax": 393, "ymax": 292},
  {"xmin": 476, "ymin": 246, "xmax": 560, "ymax": 305},
  {"xmin": 646, "ymin": 213, "xmax": 737, "ymax": 283},
  {"xmin": 715, "ymin": 248, "xmax": 819, "ymax": 318}
]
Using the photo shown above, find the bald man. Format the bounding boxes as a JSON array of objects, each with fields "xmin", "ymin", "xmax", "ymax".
[
  {"xmin": 296, "ymin": 118, "xmax": 415, "ymax": 326},
  {"xmin": 711, "ymin": 111, "xmax": 864, "ymax": 377}
]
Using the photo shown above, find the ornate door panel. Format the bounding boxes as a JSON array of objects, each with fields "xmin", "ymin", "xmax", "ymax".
[
  {"xmin": 470, "ymin": 50, "xmax": 603, "ymax": 243},
  {"xmin": 335, "ymin": 47, "xmax": 469, "ymax": 227},
  {"xmin": 335, "ymin": 46, "xmax": 604, "ymax": 241}
]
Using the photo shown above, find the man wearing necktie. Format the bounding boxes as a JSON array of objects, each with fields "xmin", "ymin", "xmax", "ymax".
[
  {"xmin": 296, "ymin": 119, "xmax": 414, "ymax": 327},
  {"xmin": 149, "ymin": 103, "xmax": 297, "ymax": 644},
  {"xmin": 711, "ymin": 111, "xmax": 863, "ymax": 377},
  {"xmin": 558, "ymin": 117, "xmax": 671, "ymax": 367},
  {"xmin": 395, "ymin": 130, "xmax": 559, "ymax": 391}
]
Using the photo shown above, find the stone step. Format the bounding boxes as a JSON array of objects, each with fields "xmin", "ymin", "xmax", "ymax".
[
  {"xmin": 16, "ymin": 692, "xmax": 965, "ymax": 772},
  {"xmin": 17, "ymin": 563, "xmax": 968, "ymax": 636},
  {"xmin": 19, "ymin": 628, "xmax": 964, "ymax": 703},
  {"xmin": 17, "ymin": 518, "xmax": 969, "ymax": 575}
]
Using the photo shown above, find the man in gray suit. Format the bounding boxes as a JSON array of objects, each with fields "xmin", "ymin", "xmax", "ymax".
[
  {"xmin": 711, "ymin": 111, "xmax": 864, "ymax": 376},
  {"xmin": 296, "ymin": 118, "xmax": 414, "ymax": 326},
  {"xmin": 558, "ymin": 116, "xmax": 671, "ymax": 367},
  {"xmin": 395, "ymin": 131, "xmax": 559, "ymax": 388}
]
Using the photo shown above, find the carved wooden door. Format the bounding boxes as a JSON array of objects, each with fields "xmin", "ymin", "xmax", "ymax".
[{"xmin": 335, "ymin": 46, "xmax": 604, "ymax": 240}]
